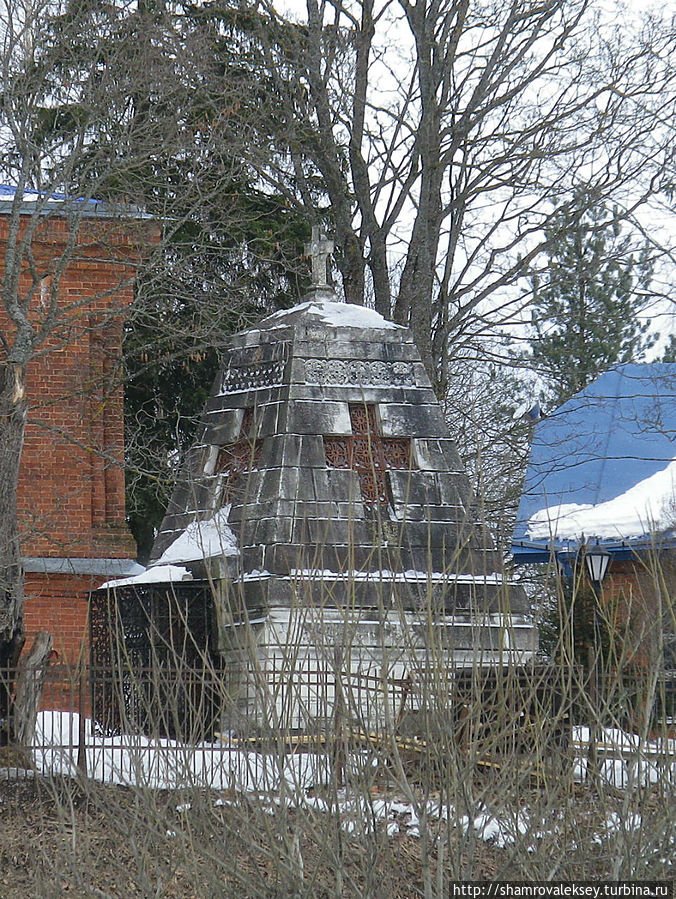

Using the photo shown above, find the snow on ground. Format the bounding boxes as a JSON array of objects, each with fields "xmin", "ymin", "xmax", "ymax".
[
  {"xmin": 32, "ymin": 712, "xmax": 675, "ymax": 844},
  {"xmin": 572, "ymin": 725, "xmax": 676, "ymax": 788},
  {"xmin": 527, "ymin": 458, "xmax": 676, "ymax": 540},
  {"xmin": 594, "ymin": 811, "xmax": 643, "ymax": 845},
  {"xmin": 34, "ymin": 711, "xmax": 323, "ymax": 794}
]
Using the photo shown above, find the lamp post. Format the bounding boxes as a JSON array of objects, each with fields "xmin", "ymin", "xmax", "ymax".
[
  {"xmin": 584, "ymin": 547, "xmax": 610, "ymax": 689},
  {"xmin": 582, "ymin": 543, "xmax": 610, "ymax": 789}
]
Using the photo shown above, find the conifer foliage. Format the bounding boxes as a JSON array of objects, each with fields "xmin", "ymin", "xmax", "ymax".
[{"xmin": 526, "ymin": 192, "xmax": 655, "ymax": 407}]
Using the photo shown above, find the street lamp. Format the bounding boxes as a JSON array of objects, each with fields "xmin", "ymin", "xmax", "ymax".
[
  {"xmin": 583, "ymin": 544, "xmax": 610, "ymax": 694},
  {"xmin": 584, "ymin": 546, "xmax": 610, "ymax": 585}
]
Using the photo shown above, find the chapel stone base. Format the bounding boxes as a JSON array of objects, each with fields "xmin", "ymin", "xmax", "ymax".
[{"xmin": 216, "ymin": 582, "xmax": 537, "ymax": 736}]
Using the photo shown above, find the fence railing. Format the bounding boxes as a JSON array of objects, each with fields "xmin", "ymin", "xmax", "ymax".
[{"xmin": 0, "ymin": 661, "xmax": 673, "ymax": 791}]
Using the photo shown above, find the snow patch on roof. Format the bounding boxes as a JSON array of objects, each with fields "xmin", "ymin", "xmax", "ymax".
[
  {"xmin": 512, "ymin": 364, "xmax": 676, "ymax": 553},
  {"xmin": 312, "ymin": 301, "xmax": 401, "ymax": 330},
  {"xmin": 99, "ymin": 564, "xmax": 192, "ymax": 590},
  {"xmin": 262, "ymin": 300, "xmax": 402, "ymax": 331},
  {"xmin": 155, "ymin": 506, "xmax": 239, "ymax": 565},
  {"xmin": 527, "ymin": 457, "xmax": 676, "ymax": 540},
  {"xmin": 290, "ymin": 568, "xmax": 504, "ymax": 584}
]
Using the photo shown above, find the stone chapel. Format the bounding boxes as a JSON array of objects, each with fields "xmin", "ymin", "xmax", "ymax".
[{"xmin": 95, "ymin": 229, "xmax": 536, "ymax": 732}]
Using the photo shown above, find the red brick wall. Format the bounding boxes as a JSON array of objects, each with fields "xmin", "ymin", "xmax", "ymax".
[
  {"xmin": 24, "ymin": 572, "xmax": 99, "ymax": 713},
  {"xmin": 602, "ymin": 561, "xmax": 641, "ymax": 607},
  {"xmin": 601, "ymin": 559, "xmax": 660, "ymax": 668},
  {"xmin": 3, "ymin": 214, "xmax": 143, "ymax": 561},
  {"xmin": 24, "ymin": 572, "xmax": 95, "ymax": 662},
  {"xmin": 0, "ymin": 210, "xmax": 157, "ymax": 680}
]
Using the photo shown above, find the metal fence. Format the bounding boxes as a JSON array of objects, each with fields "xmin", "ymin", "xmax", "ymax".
[{"xmin": 0, "ymin": 662, "xmax": 673, "ymax": 791}]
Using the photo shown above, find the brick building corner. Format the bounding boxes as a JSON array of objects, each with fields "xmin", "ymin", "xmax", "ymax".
[{"xmin": 0, "ymin": 190, "xmax": 156, "ymax": 667}]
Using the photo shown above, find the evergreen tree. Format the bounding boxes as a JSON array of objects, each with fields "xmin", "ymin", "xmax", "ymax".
[
  {"xmin": 661, "ymin": 333, "xmax": 676, "ymax": 363},
  {"xmin": 526, "ymin": 192, "xmax": 655, "ymax": 408},
  {"xmin": 20, "ymin": 0, "xmax": 314, "ymax": 561},
  {"xmin": 124, "ymin": 194, "xmax": 309, "ymax": 563},
  {"xmin": 107, "ymin": 5, "xmax": 312, "ymax": 562}
]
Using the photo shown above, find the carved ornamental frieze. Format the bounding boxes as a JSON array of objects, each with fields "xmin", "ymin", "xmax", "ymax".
[
  {"xmin": 220, "ymin": 360, "xmax": 286, "ymax": 395},
  {"xmin": 304, "ymin": 358, "xmax": 415, "ymax": 387}
]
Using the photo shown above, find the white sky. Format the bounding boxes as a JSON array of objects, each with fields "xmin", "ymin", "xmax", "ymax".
[{"xmin": 270, "ymin": 0, "xmax": 676, "ymax": 357}]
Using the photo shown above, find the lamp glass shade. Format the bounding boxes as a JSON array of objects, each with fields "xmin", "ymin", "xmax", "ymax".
[{"xmin": 585, "ymin": 550, "xmax": 610, "ymax": 583}]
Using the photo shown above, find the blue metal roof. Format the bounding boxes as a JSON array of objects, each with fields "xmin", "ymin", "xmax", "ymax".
[
  {"xmin": 511, "ymin": 363, "xmax": 676, "ymax": 562},
  {"xmin": 0, "ymin": 184, "xmax": 147, "ymax": 218}
]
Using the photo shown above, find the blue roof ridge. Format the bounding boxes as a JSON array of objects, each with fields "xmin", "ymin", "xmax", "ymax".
[{"xmin": 0, "ymin": 184, "xmax": 148, "ymax": 219}]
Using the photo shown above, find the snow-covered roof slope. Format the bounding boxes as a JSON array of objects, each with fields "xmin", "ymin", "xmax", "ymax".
[
  {"xmin": 98, "ymin": 508, "xmax": 239, "ymax": 590},
  {"xmin": 512, "ymin": 363, "xmax": 676, "ymax": 559},
  {"xmin": 154, "ymin": 508, "xmax": 239, "ymax": 565},
  {"xmin": 99, "ymin": 564, "xmax": 193, "ymax": 591}
]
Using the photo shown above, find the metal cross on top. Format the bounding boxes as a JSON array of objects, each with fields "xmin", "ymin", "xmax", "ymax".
[
  {"xmin": 215, "ymin": 407, "xmax": 262, "ymax": 501},
  {"xmin": 324, "ymin": 404, "xmax": 412, "ymax": 507},
  {"xmin": 305, "ymin": 225, "xmax": 334, "ymax": 289}
]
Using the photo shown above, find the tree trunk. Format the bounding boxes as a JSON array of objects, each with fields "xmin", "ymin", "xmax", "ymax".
[
  {"xmin": 338, "ymin": 229, "xmax": 366, "ymax": 306},
  {"xmin": 369, "ymin": 232, "xmax": 392, "ymax": 319},
  {"xmin": 0, "ymin": 362, "xmax": 28, "ymax": 734},
  {"xmin": 392, "ymin": 0, "xmax": 444, "ymax": 390},
  {"xmin": 396, "ymin": 227, "xmax": 436, "ymax": 378},
  {"xmin": 14, "ymin": 630, "xmax": 53, "ymax": 746}
]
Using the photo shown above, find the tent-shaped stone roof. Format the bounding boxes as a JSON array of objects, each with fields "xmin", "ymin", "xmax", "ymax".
[{"xmin": 148, "ymin": 298, "xmax": 515, "ymax": 615}]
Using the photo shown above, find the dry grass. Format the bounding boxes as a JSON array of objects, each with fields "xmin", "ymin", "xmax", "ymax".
[
  {"xmin": 0, "ymin": 773, "xmax": 511, "ymax": 898},
  {"xmin": 2, "ymin": 553, "xmax": 673, "ymax": 897},
  {"xmin": 0, "ymin": 759, "xmax": 672, "ymax": 898}
]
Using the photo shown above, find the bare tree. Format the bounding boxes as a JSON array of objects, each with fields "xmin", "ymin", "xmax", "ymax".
[
  {"xmin": 247, "ymin": 0, "xmax": 676, "ymax": 392},
  {"xmin": 0, "ymin": 0, "xmax": 152, "ymax": 723},
  {"xmin": 0, "ymin": 0, "xmax": 317, "ymax": 730},
  {"xmin": 0, "ymin": 0, "xmax": 257, "ymax": 731}
]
